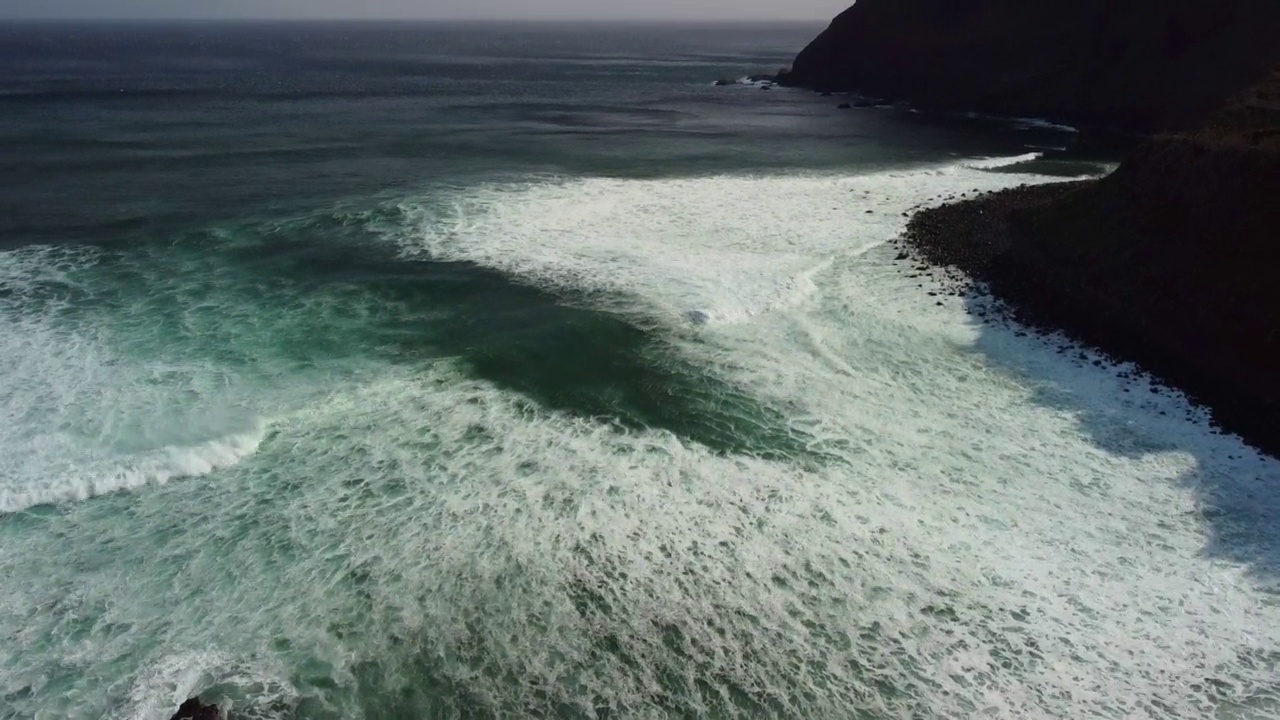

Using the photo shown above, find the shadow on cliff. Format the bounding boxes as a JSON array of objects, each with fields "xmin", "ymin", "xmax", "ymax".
[{"xmin": 959, "ymin": 291, "xmax": 1280, "ymax": 587}]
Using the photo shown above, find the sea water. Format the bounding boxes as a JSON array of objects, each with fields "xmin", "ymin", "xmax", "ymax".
[{"xmin": 1, "ymin": 22, "xmax": 1278, "ymax": 720}]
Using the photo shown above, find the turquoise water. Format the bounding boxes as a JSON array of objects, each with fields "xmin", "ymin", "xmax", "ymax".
[{"xmin": 2, "ymin": 22, "xmax": 1279, "ymax": 720}]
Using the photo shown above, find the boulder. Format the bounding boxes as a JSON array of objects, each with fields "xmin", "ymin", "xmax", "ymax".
[{"xmin": 170, "ymin": 698, "xmax": 221, "ymax": 720}]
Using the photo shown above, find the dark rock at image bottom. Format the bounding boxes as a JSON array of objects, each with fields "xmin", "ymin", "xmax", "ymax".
[{"xmin": 170, "ymin": 698, "xmax": 221, "ymax": 720}]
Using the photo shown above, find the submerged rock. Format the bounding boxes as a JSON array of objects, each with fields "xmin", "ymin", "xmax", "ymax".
[
  {"xmin": 685, "ymin": 309, "xmax": 712, "ymax": 326},
  {"xmin": 171, "ymin": 698, "xmax": 221, "ymax": 720}
]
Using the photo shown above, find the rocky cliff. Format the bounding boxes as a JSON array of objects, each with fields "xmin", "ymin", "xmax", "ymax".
[
  {"xmin": 780, "ymin": 0, "xmax": 1279, "ymax": 132},
  {"xmin": 903, "ymin": 71, "xmax": 1280, "ymax": 453}
]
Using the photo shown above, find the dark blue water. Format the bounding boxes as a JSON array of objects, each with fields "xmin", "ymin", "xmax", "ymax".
[{"xmin": 0, "ymin": 21, "xmax": 1071, "ymax": 242}]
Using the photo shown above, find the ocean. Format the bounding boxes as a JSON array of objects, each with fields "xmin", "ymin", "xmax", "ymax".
[{"xmin": 1, "ymin": 21, "xmax": 1278, "ymax": 720}]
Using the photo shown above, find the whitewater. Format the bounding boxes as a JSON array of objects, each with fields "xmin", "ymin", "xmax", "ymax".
[{"xmin": 2, "ymin": 150, "xmax": 1278, "ymax": 720}]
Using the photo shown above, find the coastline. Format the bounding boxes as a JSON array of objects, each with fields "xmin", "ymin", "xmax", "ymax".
[
  {"xmin": 776, "ymin": 0, "xmax": 1279, "ymax": 134},
  {"xmin": 897, "ymin": 83, "xmax": 1280, "ymax": 454},
  {"xmin": 773, "ymin": 0, "xmax": 1280, "ymax": 455}
]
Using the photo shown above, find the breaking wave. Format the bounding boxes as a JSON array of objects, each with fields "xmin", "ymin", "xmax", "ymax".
[{"xmin": 2, "ymin": 156, "xmax": 1279, "ymax": 719}]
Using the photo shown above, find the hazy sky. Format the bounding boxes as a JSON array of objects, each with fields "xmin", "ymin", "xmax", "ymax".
[{"xmin": 0, "ymin": 0, "xmax": 849, "ymax": 21}]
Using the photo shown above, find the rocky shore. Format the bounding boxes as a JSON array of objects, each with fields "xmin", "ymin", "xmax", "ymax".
[
  {"xmin": 779, "ymin": 0, "xmax": 1279, "ymax": 133},
  {"xmin": 900, "ymin": 72, "xmax": 1280, "ymax": 454}
]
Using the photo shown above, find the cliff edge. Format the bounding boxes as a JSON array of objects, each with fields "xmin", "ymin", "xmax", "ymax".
[
  {"xmin": 903, "ymin": 72, "xmax": 1280, "ymax": 453},
  {"xmin": 781, "ymin": 0, "xmax": 1279, "ymax": 132}
]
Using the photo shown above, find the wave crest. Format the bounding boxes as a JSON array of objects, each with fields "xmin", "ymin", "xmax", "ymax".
[{"xmin": 1, "ymin": 425, "xmax": 266, "ymax": 514}]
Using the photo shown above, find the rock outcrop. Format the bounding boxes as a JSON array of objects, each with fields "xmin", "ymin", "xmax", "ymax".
[
  {"xmin": 780, "ymin": 0, "xmax": 1279, "ymax": 132},
  {"xmin": 170, "ymin": 698, "xmax": 221, "ymax": 720},
  {"xmin": 903, "ymin": 72, "xmax": 1280, "ymax": 453}
]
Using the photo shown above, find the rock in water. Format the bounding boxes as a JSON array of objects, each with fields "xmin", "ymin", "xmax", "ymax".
[
  {"xmin": 171, "ymin": 698, "xmax": 221, "ymax": 720},
  {"xmin": 685, "ymin": 309, "xmax": 712, "ymax": 326}
]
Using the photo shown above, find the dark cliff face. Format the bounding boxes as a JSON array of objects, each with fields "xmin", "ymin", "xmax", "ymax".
[
  {"xmin": 903, "ymin": 72, "xmax": 1280, "ymax": 453},
  {"xmin": 782, "ymin": 0, "xmax": 1279, "ymax": 132}
]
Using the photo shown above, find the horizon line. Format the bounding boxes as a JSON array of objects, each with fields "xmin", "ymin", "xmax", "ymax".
[{"xmin": 0, "ymin": 17, "xmax": 831, "ymax": 24}]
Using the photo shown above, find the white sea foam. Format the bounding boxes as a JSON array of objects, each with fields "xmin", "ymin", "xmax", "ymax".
[
  {"xmin": 962, "ymin": 111, "xmax": 1080, "ymax": 133},
  {"xmin": 346, "ymin": 157, "xmax": 1280, "ymax": 717},
  {"xmin": 960, "ymin": 151, "xmax": 1045, "ymax": 169},
  {"xmin": 3, "ymin": 157, "xmax": 1279, "ymax": 719},
  {"xmin": 0, "ymin": 426, "xmax": 266, "ymax": 514},
  {"xmin": 122, "ymin": 650, "xmax": 296, "ymax": 720},
  {"xmin": 712, "ymin": 76, "xmax": 776, "ymax": 87},
  {"xmin": 1011, "ymin": 117, "xmax": 1081, "ymax": 133},
  {"xmin": 388, "ymin": 157, "xmax": 1057, "ymax": 326},
  {"xmin": 0, "ymin": 246, "xmax": 267, "ymax": 514}
]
